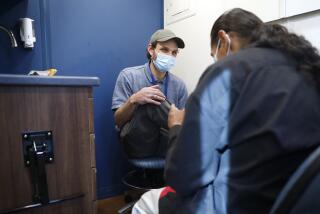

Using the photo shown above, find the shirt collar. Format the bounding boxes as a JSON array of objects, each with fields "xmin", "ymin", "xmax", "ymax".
[{"xmin": 144, "ymin": 62, "xmax": 168, "ymax": 84}]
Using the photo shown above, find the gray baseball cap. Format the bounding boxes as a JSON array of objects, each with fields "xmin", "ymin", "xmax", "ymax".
[{"xmin": 149, "ymin": 29, "xmax": 185, "ymax": 49}]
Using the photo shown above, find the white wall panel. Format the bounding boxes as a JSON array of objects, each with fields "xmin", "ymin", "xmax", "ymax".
[{"xmin": 285, "ymin": 0, "xmax": 320, "ymax": 17}]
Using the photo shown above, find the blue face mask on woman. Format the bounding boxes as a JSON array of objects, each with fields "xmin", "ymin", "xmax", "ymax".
[{"xmin": 153, "ymin": 52, "xmax": 176, "ymax": 72}]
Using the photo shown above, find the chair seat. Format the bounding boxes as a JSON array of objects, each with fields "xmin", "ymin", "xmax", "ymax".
[
  {"xmin": 121, "ymin": 158, "xmax": 166, "ymax": 191},
  {"xmin": 129, "ymin": 158, "xmax": 165, "ymax": 169}
]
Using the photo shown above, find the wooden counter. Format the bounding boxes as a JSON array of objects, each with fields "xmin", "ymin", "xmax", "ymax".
[{"xmin": 0, "ymin": 74, "xmax": 99, "ymax": 214}]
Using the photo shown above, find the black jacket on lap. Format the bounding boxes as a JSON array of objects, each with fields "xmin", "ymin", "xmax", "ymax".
[{"xmin": 120, "ymin": 100, "xmax": 171, "ymax": 158}]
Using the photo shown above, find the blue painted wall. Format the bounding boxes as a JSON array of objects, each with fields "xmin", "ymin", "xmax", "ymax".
[
  {"xmin": 0, "ymin": 0, "xmax": 44, "ymax": 73},
  {"xmin": 0, "ymin": 0, "xmax": 163, "ymax": 199}
]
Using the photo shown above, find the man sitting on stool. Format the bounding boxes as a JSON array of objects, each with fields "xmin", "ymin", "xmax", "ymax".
[{"xmin": 111, "ymin": 29, "xmax": 188, "ymax": 158}]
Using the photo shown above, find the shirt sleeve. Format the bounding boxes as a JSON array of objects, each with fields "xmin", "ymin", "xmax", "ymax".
[
  {"xmin": 177, "ymin": 82, "xmax": 188, "ymax": 109},
  {"xmin": 165, "ymin": 68, "xmax": 232, "ymax": 196},
  {"xmin": 111, "ymin": 70, "xmax": 133, "ymax": 110}
]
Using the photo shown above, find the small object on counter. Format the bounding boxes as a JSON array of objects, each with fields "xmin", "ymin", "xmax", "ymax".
[{"xmin": 28, "ymin": 68, "xmax": 57, "ymax": 76}]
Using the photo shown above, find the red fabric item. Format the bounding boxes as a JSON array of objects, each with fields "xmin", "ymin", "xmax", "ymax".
[{"xmin": 160, "ymin": 186, "xmax": 176, "ymax": 199}]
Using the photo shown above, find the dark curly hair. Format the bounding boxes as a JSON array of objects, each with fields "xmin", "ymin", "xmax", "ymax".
[{"xmin": 210, "ymin": 8, "xmax": 320, "ymax": 90}]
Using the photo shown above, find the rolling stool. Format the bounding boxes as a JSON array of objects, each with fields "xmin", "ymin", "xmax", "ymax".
[{"xmin": 118, "ymin": 158, "xmax": 165, "ymax": 214}]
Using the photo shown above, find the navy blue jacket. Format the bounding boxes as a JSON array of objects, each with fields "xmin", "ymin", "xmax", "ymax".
[{"xmin": 164, "ymin": 47, "xmax": 320, "ymax": 213}]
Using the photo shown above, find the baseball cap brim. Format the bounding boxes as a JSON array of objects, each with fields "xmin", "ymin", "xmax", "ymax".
[{"xmin": 157, "ymin": 36, "xmax": 185, "ymax": 49}]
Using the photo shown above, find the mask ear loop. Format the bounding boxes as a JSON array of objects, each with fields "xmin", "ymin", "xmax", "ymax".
[
  {"xmin": 213, "ymin": 34, "xmax": 231, "ymax": 63},
  {"xmin": 213, "ymin": 39, "xmax": 221, "ymax": 62},
  {"xmin": 226, "ymin": 34, "xmax": 231, "ymax": 55}
]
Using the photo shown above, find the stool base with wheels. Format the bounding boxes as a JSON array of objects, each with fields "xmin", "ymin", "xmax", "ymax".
[{"xmin": 118, "ymin": 158, "xmax": 165, "ymax": 214}]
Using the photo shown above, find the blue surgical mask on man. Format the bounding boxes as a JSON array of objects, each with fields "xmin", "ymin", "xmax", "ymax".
[
  {"xmin": 213, "ymin": 34, "xmax": 231, "ymax": 63},
  {"xmin": 153, "ymin": 52, "xmax": 176, "ymax": 72}
]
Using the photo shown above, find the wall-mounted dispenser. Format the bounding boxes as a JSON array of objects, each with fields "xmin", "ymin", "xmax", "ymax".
[{"xmin": 20, "ymin": 18, "xmax": 36, "ymax": 48}]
